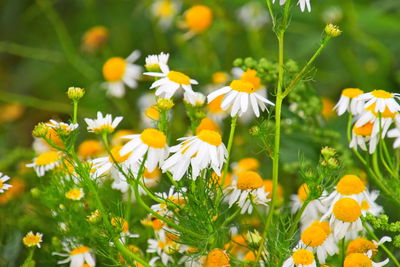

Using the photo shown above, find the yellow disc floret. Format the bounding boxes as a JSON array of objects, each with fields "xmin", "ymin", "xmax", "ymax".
[
  {"xmin": 336, "ymin": 174, "xmax": 366, "ymax": 195},
  {"xmin": 230, "ymin": 80, "xmax": 255, "ymax": 93},
  {"xmin": 344, "ymin": 253, "xmax": 372, "ymax": 267},
  {"xmin": 196, "ymin": 118, "xmax": 219, "ymax": 134},
  {"xmin": 301, "ymin": 223, "xmax": 328, "ymax": 247},
  {"xmin": 292, "ymin": 249, "xmax": 315, "ymax": 265},
  {"xmin": 103, "ymin": 57, "xmax": 126, "ymax": 82},
  {"xmin": 353, "ymin": 122, "xmax": 373, "ymax": 137},
  {"xmin": 140, "ymin": 128, "xmax": 167, "ymax": 148},
  {"xmin": 342, "ymin": 88, "xmax": 363, "ymax": 98},
  {"xmin": 240, "ymin": 69, "xmax": 262, "ymax": 89},
  {"xmin": 167, "ymin": 71, "xmax": 191, "ymax": 85},
  {"xmin": 155, "ymin": 0, "xmax": 175, "ymax": 17},
  {"xmin": 185, "ymin": 5, "xmax": 213, "ymax": 34},
  {"xmin": 197, "ymin": 130, "xmax": 222, "ymax": 146},
  {"xmin": 78, "ymin": 140, "xmax": 103, "ymax": 159},
  {"xmin": 22, "ymin": 232, "xmax": 42, "ymax": 247},
  {"xmin": 70, "ymin": 245, "xmax": 91, "ymax": 255},
  {"xmin": 237, "ymin": 171, "xmax": 263, "ymax": 190},
  {"xmin": 333, "ymin": 198, "xmax": 361, "ymax": 222},
  {"xmin": 145, "ymin": 105, "xmax": 160, "ymax": 120},
  {"xmin": 208, "ymin": 95, "xmax": 225, "ymax": 113},
  {"xmin": 204, "ymin": 248, "xmax": 230, "ymax": 267},
  {"xmin": 371, "ymin": 89, "xmax": 393, "ymax": 99},
  {"xmin": 237, "ymin": 157, "xmax": 260, "ymax": 171},
  {"xmin": 35, "ymin": 151, "xmax": 59, "ymax": 166},
  {"xmin": 346, "ymin": 238, "xmax": 376, "ymax": 255},
  {"xmin": 65, "ymin": 188, "xmax": 84, "ymax": 200}
]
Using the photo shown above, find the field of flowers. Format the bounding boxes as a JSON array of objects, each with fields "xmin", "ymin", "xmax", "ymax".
[{"xmin": 1, "ymin": 0, "xmax": 400, "ymax": 266}]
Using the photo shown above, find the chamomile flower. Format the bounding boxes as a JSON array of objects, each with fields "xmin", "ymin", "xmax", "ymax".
[
  {"xmin": 26, "ymin": 151, "xmax": 61, "ymax": 177},
  {"xmin": 102, "ymin": 50, "xmax": 142, "ymax": 98},
  {"xmin": 207, "ymin": 94, "xmax": 229, "ymax": 122},
  {"xmin": 183, "ymin": 5, "xmax": 213, "ymax": 36},
  {"xmin": 360, "ymin": 190, "xmax": 383, "ymax": 216},
  {"xmin": 334, "ymin": 88, "xmax": 364, "ymax": 115},
  {"xmin": 0, "ymin": 173, "xmax": 12, "ymax": 193},
  {"xmin": 231, "ymin": 157, "xmax": 260, "ymax": 175},
  {"xmin": 161, "ymin": 130, "xmax": 227, "ymax": 181},
  {"xmin": 359, "ymin": 89, "xmax": 400, "ymax": 113},
  {"xmin": 78, "ymin": 140, "xmax": 104, "ymax": 159},
  {"xmin": 147, "ymin": 235, "xmax": 180, "ymax": 265},
  {"xmin": 226, "ymin": 171, "xmax": 270, "ymax": 214},
  {"xmin": 85, "ymin": 112, "xmax": 123, "ymax": 135},
  {"xmin": 120, "ymin": 128, "xmax": 169, "ymax": 172},
  {"xmin": 151, "ymin": 186, "xmax": 186, "ymax": 216},
  {"xmin": 150, "ymin": 0, "xmax": 181, "ymax": 30},
  {"xmin": 184, "ymin": 91, "xmax": 205, "ymax": 107},
  {"xmin": 91, "ymin": 145, "xmax": 134, "ymax": 177},
  {"xmin": 204, "ymin": 248, "xmax": 230, "ymax": 267},
  {"xmin": 53, "ymin": 245, "xmax": 96, "ymax": 267},
  {"xmin": 273, "ymin": 0, "xmax": 312, "ymax": 12},
  {"xmin": 196, "ymin": 117, "xmax": 220, "ymax": 134},
  {"xmin": 349, "ymin": 122, "xmax": 379, "ymax": 153},
  {"xmin": 320, "ymin": 197, "xmax": 363, "ymax": 240},
  {"xmin": 145, "ymin": 66, "xmax": 199, "ymax": 104},
  {"xmin": 22, "ymin": 231, "xmax": 43, "ymax": 248},
  {"xmin": 47, "ymin": 120, "xmax": 79, "ymax": 133},
  {"xmin": 207, "ymin": 80, "xmax": 274, "ymax": 117},
  {"xmin": 298, "ymin": 221, "xmax": 338, "ymax": 264},
  {"xmin": 81, "ymin": 25, "xmax": 109, "ymax": 53},
  {"xmin": 387, "ymin": 126, "xmax": 400, "ymax": 148},
  {"xmin": 65, "ymin": 188, "xmax": 84, "ymax": 201},
  {"xmin": 344, "ymin": 251, "xmax": 389, "ymax": 267},
  {"xmin": 145, "ymin": 52, "xmax": 170, "ymax": 71},
  {"xmin": 347, "ymin": 236, "xmax": 392, "ymax": 255},
  {"xmin": 283, "ymin": 248, "xmax": 316, "ymax": 267}
]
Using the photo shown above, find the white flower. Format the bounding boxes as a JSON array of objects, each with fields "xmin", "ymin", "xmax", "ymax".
[
  {"xmin": 344, "ymin": 250, "xmax": 389, "ymax": 267},
  {"xmin": 349, "ymin": 122, "xmax": 379, "ymax": 154},
  {"xmin": 184, "ymin": 91, "xmax": 205, "ymax": 106},
  {"xmin": 120, "ymin": 128, "xmax": 169, "ymax": 172},
  {"xmin": 151, "ymin": 186, "xmax": 186, "ymax": 216},
  {"xmin": 144, "ymin": 64, "xmax": 199, "ymax": 104},
  {"xmin": 150, "ymin": 0, "xmax": 181, "ymax": 30},
  {"xmin": 22, "ymin": 231, "xmax": 43, "ymax": 248},
  {"xmin": 354, "ymin": 106, "xmax": 398, "ymax": 139},
  {"xmin": 273, "ymin": 0, "xmax": 312, "ymax": 12},
  {"xmin": 334, "ymin": 88, "xmax": 364, "ymax": 116},
  {"xmin": 388, "ymin": 126, "xmax": 400, "ymax": 148},
  {"xmin": 359, "ymin": 90, "xmax": 400, "ymax": 113},
  {"xmin": 26, "ymin": 151, "xmax": 61, "ymax": 177},
  {"xmin": 145, "ymin": 52, "xmax": 170, "ymax": 70},
  {"xmin": 53, "ymin": 245, "xmax": 96, "ymax": 267},
  {"xmin": 226, "ymin": 171, "xmax": 270, "ymax": 214},
  {"xmin": 0, "ymin": 173, "xmax": 12, "ymax": 193},
  {"xmin": 161, "ymin": 130, "xmax": 227, "ymax": 181},
  {"xmin": 207, "ymin": 80, "xmax": 274, "ymax": 118},
  {"xmin": 283, "ymin": 248, "xmax": 316, "ymax": 267},
  {"xmin": 85, "ymin": 112, "xmax": 123, "ymax": 134},
  {"xmin": 102, "ymin": 50, "xmax": 142, "ymax": 98},
  {"xmin": 47, "ymin": 120, "xmax": 79, "ymax": 132}
]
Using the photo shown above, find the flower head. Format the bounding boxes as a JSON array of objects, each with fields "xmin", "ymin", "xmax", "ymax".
[
  {"xmin": 0, "ymin": 173, "xmax": 12, "ymax": 193},
  {"xmin": 85, "ymin": 112, "xmax": 123, "ymax": 135},
  {"xmin": 23, "ymin": 231, "xmax": 43, "ymax": 248},
  {"xmin": 184, "ymin": 5, "xmax": 213, "ymax": 34}
]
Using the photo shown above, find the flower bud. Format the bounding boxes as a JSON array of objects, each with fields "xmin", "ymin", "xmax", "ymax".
[
  {"xmin": 32, "ymin": 123, "xmax": 49, "ymax": 138},
  {"xmin": 157, "ymin": 98, "xmax": 175, "ymax": 110},
  {"xmin": 321, "ymin": 146, "xmax": 336, "ymax": 159},
  {"xmin": 67, "ymin": 87, "xmax": 85, "ymax": 101},
  {"xmin": 325, "ymin": 24, "xmax": 341, "ymax": 37}
]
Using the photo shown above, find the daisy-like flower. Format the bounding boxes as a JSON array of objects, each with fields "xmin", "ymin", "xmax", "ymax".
[
  {"xmin": 151, "ymin": 186, "xmax": 186, "ymax": 216},
  {"xmin": 207, "ymin": 94, "xmax": 229, "ymax": 122},
  {"xmin": 183, "ymin": 5, "xmax": 213, "ymax": 36},
  {"xmin": 145, "ymin": 52, "xmax": 169, "ymax": 71},
  {"xmin": 204, "ymin": 248, "xmax": 230, "ymax": 267},
  {"xmin": 320, "ymin": 197, "xmax": 363, "ymax": 240},
  {"xmin": 65, "ymin": 188, "xmax": 84, "ymax": 201},
  {"xmin": 388, "ymin": 125, "xmax": 400, "ymax": 148},
  {"xmin": 0, "ymin": 173, "xmax": 12, "ymax": 193},
  {"xmin": 102, "ymin": 50, "xmax": 142, "ymax": 98},
  {"xmin": 298, "ymin": 221, "xmax": 338, "ymax": 264},
  {"xmin": 359, "ymin": 89, "xmax": 400, "ymax": 113},
  {"xmin": 273, "ymin": 0, "xmax": 312, "ymax": 12},
  {"xmin": 226, "ymin": 171, "xmax": 270, "ymax": 214},
  {"xmin": 120, "ymin": 128, "xmax": 169, "ymax": 172},
  {"xmin": 151, "ymin": 0, "xmax": 181, "ymax": 30},
  {"xmin": 53, "ymin": 245, "xmax": 96, "ymax": 267},
  {"xmin": 144, "ymin": 64, "xmax": 199, "ymax": 105},
  {"xmin": 290, "ymin": 184, "xmax": 326, "ymax": 228},
  {"xmin": 184, "ymin": 91, "xmax": 205, "ymax": 107},
  {"xmin": 85, "ymin": 112, "xmax": 123, "ymax": 135},
  {"xmin": 47, "ymin": 120, "xmax": 79, "ymax": 133},
  {"xmin": 231, "ymin": 157, "xmax": 260, "ymax": 175},
  {"xmin": 26, "ymin": 151, "xmax": 61, "ymax": 177},
  {"xmin": 344, "ymin": 251, "xmax": 389, "ymax": 267},
  {"xmin": 147, "ymin": 235, "xmax": 180, "ymax": 265},
  {"xmin": 347, "ymin": 236, "xmax": 392, "ymax": 256},
  {"xmin": 334, "ymin": 88, "xmax": 364, "ymax": 116},
  {"xmin": 283, "ymin": 248, "xmax": 316, "ymax": 267},
  {"xmin": 237, "ymin": 1, "xmax": 269, "ymax": 30},
  {"xmin": 22, "ymin": 231, "xmax": 43, "ymax": 248},
  {"xmin": 349, "ymin": 122, "xmax": 379, "ymax": 153},
  {"xmin": 91, "ymin": 145, "xmax": 135, "ymax": 177},
  {"xmin": 207, "ymin": 80, "xmax": 274, "ymax": 117},
  {"xmin": 360, "ymin": 190, "xmax": 383, "ymax": 217},
  {"xmin": 81, "ymin": 25, "xmax": 109, "ymax": 53},
  {"xmin": 161, "ymin": 130, "xmax": 227, "ymax": 181}
]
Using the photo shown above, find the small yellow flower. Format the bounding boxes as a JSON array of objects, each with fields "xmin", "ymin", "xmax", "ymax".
[
  {"xmin": 184, "ymin": 5, "xmax": 213, "ymax": 34},
  {"xmin": 22, "ymin": 231, "xmax": 43, "ymax": 248},
  {"xmin": 325, "ymin": 24, "xmax": 342, "ymax": 37},
  {"xmin": 82, "ymin": 25, "xmax": 109, "ymax": 53},
  {"xmin": 65, "ymin": 188, "xmax": 84, "ymax": 201}
]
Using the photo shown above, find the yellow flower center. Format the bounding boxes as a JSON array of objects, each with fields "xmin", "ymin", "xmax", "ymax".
[
  {"xmin": 237, "ymin": 171, "xmax": 263, "ymax": 190},
  {"xmin": 70, "ymin": 246, "xmax": 91, "ymax": 255},
  {"xmin": 342, "ymin": 88, "xmax": 363, "ymax": 98},
  {"xmin": 156, "ymin": 0, "xmax": 175, "ymax": 17},
  {"xmin": 297, "ymin": 183, "xmax": 309, "ymax": 202},
  {"xmin": 292, "ymin": 249, "xmax": 315, "ymax": 265},
  {"xmin": 204, "ymin": 248, "xmax": 230, "ymax": 267},
  {"xmin": 336, "ymin": 174, "xmax": 366, "ymax": 195},
  {"xmin": 347, "ymin": 238, "xmax": 376, "ymax": 255},
  {"xmin": 240, "ymin": 69, "xmax": 262, "ymax": 89},
  {"xmin": 83, "ymin": 26, "xmax": 108, "ymax": 51},
  {"xmin": 65, "ymin": 188, "xmax": 83, "ymax": 200},
  {"xmin": 196, "ymin": 118, "xmax": 219, "ymax": 134},
  {"xmin": 185, "ymin": 5, "xmax": 213, "ymax": 34},
  {"xmin": 22, "ymin": 233, "xmax": 41, "ymax": 247},
  {"xmin": 353, "ymin": 122, "xmax": 373, "ymax": 136},
  {"xmin": 103, "ymin": 57, "xmax": 127, "ymax": 82},
  {"xmin": 301, "ymin": 224, "xmax": 328, "ymax": 247},
  {"xmin": 145, "ymin": 105, "xmax": 160, "ymax": 120},
  {"xmin": 93, "ymin": 124, "xmax": 114, "ymax": 134},
  {"xmin": 366, "ymin": 104, "xmax": 397, "ymax": 118},
  {"xmin": 197, "ymin": 129, "xmax": 222, "ymax": 146},
  {"xmin": 361, "ymin": 200, "xmax": 370, "ymax": 210},
  {"xmin": 208, "ymin": 94, "xmax": 225, "ymax": 113},
  {"xmin": 0, "ymin": 181, "xmax": 3, "ymax": 189},
  {"xmin": 140, "ymin": 128, "xmax": 167, "ymax": 148},
  {"xmin": 333, "ymin": 198, "xmax": 361, "ymax": 222},
  {"xmin": 263, "ymin": 179, "xmax": 283, "ymax": 201},
  {"xmin": 371, "ymin": 89, "xmax": 393, "ymax": 99},
  {"xmin": 212, "ymin": 72, "xmax": 229, "ymax": 85},
  {"xmin": 109, "ymin": 145, "xmax": 131, "ymax": 163},
  {"xmin": 344, "ymin": 253, "xmax": 372, "ymax": 267},
  {"xmin": 237, "ymin": 157, "xmax": 260, "ymax": 171},
  {"xmin": 167, "ymin": 71, "xmax": 191, "ymax": 85},
  {"xmin": 78, "ymin": 140, "xmax": 103, "ymax": 159},
  {"xmin": 230, "ymin": 80, "xmax": 255, "ymax": 93},
  {"xmin": 35, "ymin": 151, "xmax": 59, "ymax": 166},
  {"xmin": 144, "ymin": 168, "xmax": 160, "ymax": 179}
]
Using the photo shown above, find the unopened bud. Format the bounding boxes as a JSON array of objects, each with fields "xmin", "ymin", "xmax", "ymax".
[
  {"xmin": 32, "ymin": 123, "xmax": 49, "ymax": 138},
  {"xmin": 157, "ymin": 98, "xmax": 174, "ymax": 110},
  {"xmin": 67, "ymin": 87, "xmax": 85, "ymax": 101},
  {"xmin": 325, "ymin": 24, "xmax": 341, "ymax": 37},
  {"xmin": 321, "ymin": 146, "xmax": 336, "ymax": 159}
]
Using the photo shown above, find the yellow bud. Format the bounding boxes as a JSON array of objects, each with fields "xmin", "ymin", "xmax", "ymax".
[
  {"xmin": 325, "ymin": 24, "xmax": 341, "ymax": 37},
  {"xmin": 32, "ymin": 123, "xmax": 49, "ymax": 138},
  {"xmin": 157, "ymin": 98, "xmax": 175, "ymax": 110},
  {"xmin": 67, "ymin": 87, "xmax": 85, "ymax": 101}
]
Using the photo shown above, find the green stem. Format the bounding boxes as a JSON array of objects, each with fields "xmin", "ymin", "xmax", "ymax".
[
  {"xmin": 287, "ymin": 199, "xmax": 310, "ymax": 238},
  {"xmin": 73, "ymin": 101, "xmax": 78, "ymax": 124},
  {"xmin": 221, "ymin": 208, "xmax": 241, "ymax": 228}
]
